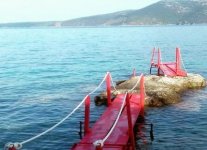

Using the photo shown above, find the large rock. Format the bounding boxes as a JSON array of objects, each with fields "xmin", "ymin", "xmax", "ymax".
[{"xmin": 94, "ymin": 73, "xmax": 206, "ymax": 107}]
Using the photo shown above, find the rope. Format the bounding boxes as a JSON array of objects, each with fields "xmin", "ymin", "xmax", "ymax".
[
  {"xmin": 88, "ymin": 72, "xmax": 108, "ymax": 95},
  {"xmin": 102, "ymin": 93, "xmax": 127, "ymax": 142},
  {"xmin": 4, "ymin": 143, "xmax": 22, "ymax": 150},
  {"xmin": 21, "ymin": 95, "xmax": 89, "ymax": 145},
  {"xmin": 4, "ymin": 72, "xmax": 108, "ymax": 149},
  {"xmin": 109, "ymin": 73, "xmax": 118, "ymax": 92},
  {"xmin": 93, "ymin": 93, "xmax": 127, "ymax": 147},
  {"xmin": 93, "ymin": 74, "xmax": 143, "ymax": 147},
  {"xmin": 129, "ymin": 74, "xmax": 143, "ymax": 92},
  {"xmin": 180, "ymin": 51, "xmax": 188, "ymax": 73},
  {"xmin": 160, "ymin": 50, "xmax": 163, "ymax": 64}
]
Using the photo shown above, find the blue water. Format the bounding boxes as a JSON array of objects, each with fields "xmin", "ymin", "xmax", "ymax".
[{"xmin": 0, "ymin": 26, "xmax": 207, "ymax": 150}]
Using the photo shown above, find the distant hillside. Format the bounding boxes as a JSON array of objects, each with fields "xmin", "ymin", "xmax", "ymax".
[
  {"xmin": 61, "ymin": 0, "xmax": 207, "ymax": 26},
  {"xmin": 0, "ymin": 21, "xmax": 55, "ymax": 28},
  {"xmin": 1, "ymin": 0, "xmax": 207, "ymax": 27}
]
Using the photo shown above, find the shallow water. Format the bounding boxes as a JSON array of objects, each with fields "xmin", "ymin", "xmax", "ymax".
[{"xmin": 0, "ymin": 26, "xmax": 207, "ymax": 149}]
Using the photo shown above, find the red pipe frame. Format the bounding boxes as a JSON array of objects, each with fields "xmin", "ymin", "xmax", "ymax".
[
  {"xmin": 84, "ymin": 95, "xmax": 91, "ymax": 135},
  {"xmin": 126, "ymin": 93, "xmax": 136, "ymax": 150},
  {"xmin": 106, "ymin": 73, "xmax": 111, "ymax": 106},
  {"xmin": 140, "ymin": 75, "xmax": 145, "ymax": 118}
]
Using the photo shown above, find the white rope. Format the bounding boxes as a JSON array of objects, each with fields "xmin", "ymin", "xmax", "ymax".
[
  {"xmin": 5, "ymin": 72, "xmax": 109, "ymax": 149},
  {"xmin": 93, "ymin": 93, "xmax": 127, "ymax": 147},
  {"xmin": 150, "ymin": 49, "xmax": 154, "ymax": 65},
  {"xmin": 160, "ymin": 50, "xmax": 163, "ymax": 65},
  {"xmin": 129, "ymin": 74, "xmax": 143, "ymax": 92},
  {"xmin": 180, "ymin": 51, "xmax": 188, "ymax": 73},
  {"xmin": 102, "ymin": 93, "xmax": 127, "ymax": 142},
  {"xmin": 4, "ymin": 142, "xmax": 22, "ymax": 150},
  {"xmin": 109, "ymin": 73, "xmax": 118, "ymax": 92},
  {"xmin": 88, "ymin": 72, "xmax": 108, "ymax": 95},
  {"xmin": 21, "ymin": 95, "xmax": 89, "ymax": 145},
  {"xmin": 93, "ymin": 74, "xmax": 143, "ymax": 147}
]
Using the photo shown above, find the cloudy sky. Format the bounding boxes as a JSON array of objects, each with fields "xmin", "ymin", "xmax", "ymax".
[{"xmin": 0, "ymin": 0, "xmax": 160, "ymax": 23}]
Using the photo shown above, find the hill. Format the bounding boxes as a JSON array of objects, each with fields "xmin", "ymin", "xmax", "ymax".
[
  {"xmin": 61, "ymin": 0, "xmax": 207, "ymax": 26},
  {"xmin": 1, "ymin": 0, "xmax": 207, "ymax": 27}
]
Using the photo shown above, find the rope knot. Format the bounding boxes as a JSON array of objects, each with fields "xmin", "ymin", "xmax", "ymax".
[
  {"xmin": 93, "ymin": 140, "xmax": 104, "ymax": 147},
  {"xmin": 4, "ymin": 142, "xmax": 22, "ymax": 150}
]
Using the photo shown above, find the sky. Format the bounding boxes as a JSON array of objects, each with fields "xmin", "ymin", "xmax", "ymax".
[{"xmin": 0, "ymin": 0, "xmax": 160, "ymax": 23}]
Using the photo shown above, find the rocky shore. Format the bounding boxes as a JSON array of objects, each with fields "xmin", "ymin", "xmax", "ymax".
[{"xmin": 95, "ymin": 73, "xmax": 206, "ymax": 107}]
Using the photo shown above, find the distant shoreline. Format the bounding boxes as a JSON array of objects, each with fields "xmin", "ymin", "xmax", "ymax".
[
  {"xmin": 1, "ymin": 0, "xmax": 207, "ymax": 29},
  {"xmin": 1, "ymin": 24, "xmax": 207, "ymax": 29}
]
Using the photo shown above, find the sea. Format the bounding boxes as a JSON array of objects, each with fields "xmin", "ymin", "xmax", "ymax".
[{"xmin": 0, "ymin": 26, "xmax": 207, "ymax": 150}]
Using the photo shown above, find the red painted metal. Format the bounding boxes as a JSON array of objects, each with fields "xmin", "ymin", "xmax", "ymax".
[
  {"xmin": 157, "ymin": 48, "xmax": 161, "ymax": 76},
  {"xmin": 8, "ymin": 147, "xmax": 16, "ymax": 150},
  {"xmin": 84, "ymin": 95, "xmax": 91, "ymax": 135},
  {"xmin": 106, "ymin": 72, "xmax": 111, "ymax": 106},
  {"xmin": 150, "ymin": 48, "xmax": 187, "ymax": 77},
  {"xmin": 72, "ymin": 93, "xmax": 143, "ymax": 150},
  {"xmin": 157, "ymin": 48, "xmax": 161, "ymax": 68},
  {"xmin": 140, "ymin": 75, "xmax": 145, "ymax": 118},
  {"xmin": 176, "ymin": 47, "xmax": 180, "ymax": 74},
  {"xmin": 71, "ymin": 74, "xmax": 146, "ymax": 150},
  {"xmin": 95, "ymin": 145, "xmax": 103, "ymax": 150},
  {"xmin": 126, "ymin": 93, "xmax": 136, "ymax": 150}
]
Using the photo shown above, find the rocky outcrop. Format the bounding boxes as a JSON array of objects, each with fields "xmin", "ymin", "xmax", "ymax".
[{"xmin": 94, "ymin": 73, "xmax": 206, "ymax": 107}]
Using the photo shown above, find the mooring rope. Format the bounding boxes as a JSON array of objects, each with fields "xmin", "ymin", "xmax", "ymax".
[
  {"xmin": 101, "ymin": 93, "xmax": 127, "ymax": 143},
  {"xmin": 4, "ymin": 72, "xmax": 109, "ymax": 150},
  {"xmin": 129, "ymin": 74, "xmax": 143, "ymax": 92},
  {"xmin": 88, "ymin": 72, "xmax": 108, "ymax": 95},
  {"xmin": 93, "ymin": 74, "xmax": 143, "ymax": 148},
  {"xmin": 22, "ymin": 95, "xmax": 89, "ymax": 145},
  {"xmin": 180, "ymin": 51, "xmax": 188, "ymax": 73},
  {"xmin": 109, "ymin": 73, "xmax": 118, "ymax": 92},
  {"xmin": 160, "ymin": 49, "xmax": 163, "ymax": 65}
]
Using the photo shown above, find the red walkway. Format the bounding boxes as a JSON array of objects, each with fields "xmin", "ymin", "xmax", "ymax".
[
  {"xmin": 72, "ymin": 75, "xmax": 145, "ymax": 150},
  {"xmin": 150, "ymin": 48, "xmax": 187, "ymax": 77},
  {"xmin": 3, "ymin": 72, "xmax": 145, "ymax": 150}
]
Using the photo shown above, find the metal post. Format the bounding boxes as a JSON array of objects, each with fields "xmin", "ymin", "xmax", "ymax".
[
  {"xmin": 150, "ymin": 48, "xmax": 155, "ymax": 75},
  {"xmin": 79, "ymin": 121, "xmax": 83, "ymax": 139},
  {"xmin": 157, "ymin": 48, "xmax": 161, "ymax": 76},
  {"xmin": 95, "ymin": 145, "xmax": 103, "ymax": 150},
  {"xmin": 140, "ymin": 75, "xmax": 145, "ymax": 119},
  {"xmin": 84, "ymin": 95, "xmax": 90, "ymax": 135},
  {"xmin": 150, "ymin": 123, "xmax": 154, "ymax": 141},
  {"xmin": 150, "ymin": 66, "xmax": 152, "ymax": 74},
  {"xmin": 158, "ymin": 48, "xmax": 161, "ymax": 67},
  {"xmin": 8, "ymin": 147, "xmax": 16, "ymax": 150},
  {"xmin": 176, "ymin": 47, "xmax": 181, "ymax": 74},
  {"xmin": 106, "ymin": 72, "xmax": 111, "ymax": 106},
  {"xmin": 126, "ymin": 93, "xmax": 136, "ymax": 150}
]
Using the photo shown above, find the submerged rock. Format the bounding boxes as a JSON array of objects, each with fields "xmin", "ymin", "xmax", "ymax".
[{"xmin": 94, "ymin": 73, "xmax": 206, "ymax": 107}]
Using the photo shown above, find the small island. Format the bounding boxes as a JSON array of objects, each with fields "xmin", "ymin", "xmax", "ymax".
[{"xmin": 95, "ymin": 73, "xmax": 206, "ymax": 107}]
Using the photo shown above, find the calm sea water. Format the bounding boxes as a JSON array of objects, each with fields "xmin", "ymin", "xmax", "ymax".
[{"xmin": 0, "ymin": 26, "xmax": 207, "ymax": 150}]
